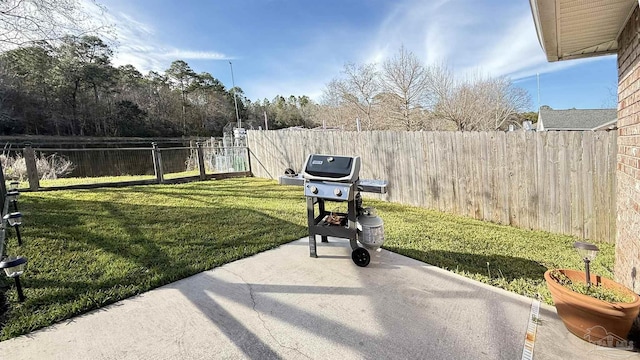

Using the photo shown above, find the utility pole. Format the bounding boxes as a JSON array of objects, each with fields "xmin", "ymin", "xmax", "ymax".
[
  {"xmin": 263, "ymin": 111, "xmax": 268, "ymax": 130},
  {"xmin": 229, "ymin": 61, "xmax": 241, "ymax": 129},
  {"xmin": 537, "ymin": 72, "xmax": 541, "ymax": 112}
]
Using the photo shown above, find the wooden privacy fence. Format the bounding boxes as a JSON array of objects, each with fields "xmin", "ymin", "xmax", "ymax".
[{"xmin": 247, "ymin": 130, "xmax": 617, "ymax": 243}]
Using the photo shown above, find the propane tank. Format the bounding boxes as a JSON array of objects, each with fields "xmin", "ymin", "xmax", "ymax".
[{"xmin": 356, "ymin": 207, "xmax": 384, "ymax": 250}]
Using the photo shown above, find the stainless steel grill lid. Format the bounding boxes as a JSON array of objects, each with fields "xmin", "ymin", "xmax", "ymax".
[{"xmin": 302, "ymin": 154, "xmax": 361, "ymax": 182}]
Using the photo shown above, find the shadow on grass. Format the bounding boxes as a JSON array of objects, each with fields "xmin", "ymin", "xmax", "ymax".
[
  {"xmin": 83, "ymin": 182, "xmax": 305, "ymax": 203},
  {"xmin": 385, "ymin": 246, "xmax": 548, "ymax": 282},
  {"xmin": 0, "ymin": 195, "xmax": 307, "ymax": 340}
]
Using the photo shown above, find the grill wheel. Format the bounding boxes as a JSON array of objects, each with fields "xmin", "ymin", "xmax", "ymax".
[{"xmin": 351, "ymin": 248, "xmax": 370, "ymax": 267}]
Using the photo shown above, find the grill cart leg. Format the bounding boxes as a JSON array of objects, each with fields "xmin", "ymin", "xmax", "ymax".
[
  {"xmin": 318, "ymin": 200, "xmax": 328, "ymax": 242},
  {"xmin": 348, "ymin": 199, "xmax": 358, "ymax": 251},
  {"xmin": 307, "ymin": 196, "xmax": 317, "ymax": 258}
]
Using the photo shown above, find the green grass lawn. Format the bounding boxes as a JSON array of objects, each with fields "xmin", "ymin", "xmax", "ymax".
[
  {"xmin": 9, "ymin": 175, "xmax": 157, "ymax": 189},
  {"xmin": 9, "ymin": 170, "xmax": 213, "ymax": 189},
  {"xmin": 0, "ymin": 177, "xmax": 614, "ymax": 340},
  {"xmin": 40, "ymin": 174, "xmax": 157, "ymax": 187}
]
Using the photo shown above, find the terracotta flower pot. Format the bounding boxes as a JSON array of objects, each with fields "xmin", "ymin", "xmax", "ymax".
[{"xmin": 545, "ymin": 269, "xmax": 640, "ymax": 347}]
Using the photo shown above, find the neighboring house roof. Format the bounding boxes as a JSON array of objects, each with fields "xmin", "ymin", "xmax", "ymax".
[
  {"xmin": 529, "ymin": 0, "xmax": 636, "ymax": 62},
  {"xmin": 536, "ymin": 108, "xmax": 617, "ymax": 131}
]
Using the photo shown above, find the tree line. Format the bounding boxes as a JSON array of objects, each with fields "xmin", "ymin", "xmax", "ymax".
[
  {"xmin": 0, "ymin": 35, "xmax": 322, "ymax": 137},
  {"xmin": 321, "ymin": 46, "xmax": 533, "ymax": 132},
  {"xmin": 0, "ymin": 37, "xmax": 534, "ymax": 137}
]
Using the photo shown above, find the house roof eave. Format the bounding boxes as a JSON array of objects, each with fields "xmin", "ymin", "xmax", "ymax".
[
  {"xmin": 591, "ymin": 118, "xmax": 619, "ymax": 131},
  {"xmin": 529, "ymin": 0, "xmax": 636, "ymax": 62}
]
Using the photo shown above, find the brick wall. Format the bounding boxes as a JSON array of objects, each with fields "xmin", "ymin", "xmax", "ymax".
[{"xmin": 616, "ymin": 5, "xmax": 640, "ymax": 292}]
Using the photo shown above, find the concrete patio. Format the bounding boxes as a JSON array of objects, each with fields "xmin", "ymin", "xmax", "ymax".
[{"xmin": 0, "ymin": 237, "xmax": 636, "ymax": 359}]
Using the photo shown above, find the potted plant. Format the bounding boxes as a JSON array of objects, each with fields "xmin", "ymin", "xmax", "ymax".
[{"xmin": 544, "ymin": 242, "xmax": 640, "ymax": 348}]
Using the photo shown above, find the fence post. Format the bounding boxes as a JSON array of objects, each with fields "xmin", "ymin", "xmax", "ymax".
[
  {"xmin": 246, "ymin": 147, "xmax": 252, "ymax": 175},
  {"xmin": 152, "ymin": 142, "xmax": 164, "ymax": 184},
  {"xmin": 23, "ymin": 144, "xmax": 39, "ymax": 191},
  {"xmin": 196, "ymin": 142, "xmax": 206, "ymax": 180},
  {"xmin": 0, "ymin": 155, "xmax": 6, "ymax": 206}
]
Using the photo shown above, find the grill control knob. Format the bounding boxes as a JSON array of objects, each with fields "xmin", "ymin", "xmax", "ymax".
[
  {"xmin": 327, "ymin": 157, "xmax": 334, "ymax": 162},
  {"xmin": 334, "ymin": 188, "xmax": 342, "ymax": 197},
  {"xmin": 310, "ymin": 185, "xmax": 318, "ymax": 194}
]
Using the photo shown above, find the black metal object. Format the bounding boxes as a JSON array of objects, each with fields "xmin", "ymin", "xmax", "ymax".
[
  {"xmin": 303, "ymin": 154, "xmax": 357, "ymax": 181},
  {"xmin": 574, "ymin": 241, "xmax": 599, "ymax": 287},
  {"xmin": 0, "ymin": 256, "xmax": 27, "ymax": 302},
  {"xmin": 15, "ymin": 276, "xmax": 24, "ymax": 302},
  {"xmin": 6, "ymin": 190, "xmax": 18, "ymax": 211},
  {"xmin": 280, "ymin": 155, "xmax": 387, "ymax": 266},
  {"xmin": 297, "ymin": 154, "xmax": 385, "ymax": 266},
  {"xmin": 351, "ymin": 247, "xmax": 370, "ymax": 267},
  {"xmin": 4, "ymin": 212, "xmax": 22, "ymax": 246},
  {"xmin": 15, "ymin": 225, "xmax": 21, "ymax": 246},
  {"xmin": 306, "ymin": 182, "xmax": 360, "ymax": 259}
]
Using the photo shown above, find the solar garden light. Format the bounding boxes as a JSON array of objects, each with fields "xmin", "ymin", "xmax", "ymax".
[
  {"xmin": 8, "ymin": 181, "xmax": 19, "ymax": 191},
  {"xmin": 5, "ymin": 190, "xmax": 19, "ymax": 211},
  {"xmin": 0, "ymin": 256, "xmax": 27, "ymax": 302},
  {"xmin": 574, "ymin": 241, "xmax": 599, "ymax": 287},
  {"xmin": 3, "ymin": 212, "xmax": 22, "ymax": 246}
]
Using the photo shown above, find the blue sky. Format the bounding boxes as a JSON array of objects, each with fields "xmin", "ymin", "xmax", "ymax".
[{"xmin": 94, "ymin": 0, "xmax": 618, "ymax": 111}]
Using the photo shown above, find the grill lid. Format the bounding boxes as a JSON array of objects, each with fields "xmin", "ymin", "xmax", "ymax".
[{"xmin": 302, "ymin": 154, "xmax": 361, "ymax": 182}]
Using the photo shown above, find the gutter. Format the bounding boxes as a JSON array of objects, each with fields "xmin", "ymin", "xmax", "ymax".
[
  {"xmin": 529, "ymin": 0, "xmax": 559, "ymax": 62},
  {"xmin": 529, "ymin": 0, "xmax": 546, "ymax": 57}
]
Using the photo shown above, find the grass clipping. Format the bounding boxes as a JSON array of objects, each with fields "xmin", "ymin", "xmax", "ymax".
[{"xmin": 550, "ymin": 270, "xmax": 635, "ymax": 303}]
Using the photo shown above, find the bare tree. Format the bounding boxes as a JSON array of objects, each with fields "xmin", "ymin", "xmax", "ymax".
[
  {"xmin": 601, "ymin": 84, "xmax": 618, "ymax": 109},
  {"xmin": 0, "ymin": 0, "xmax": 110, "ymax": 49},
  {"xmin": 318, "ymin": 47, "xmax": 531, "ymax": 132},
  {"xmin": 486, "ymin": 77, "xmax": 531, "ymax": 130},
  {"xmin": 318, "ymin": 81, "xmax": 357, "ymax": 130},
  {"xmin": 323, "ymin": 62, "xmax": 380, "ymax": 130},
  {"xmin": 431, "ymin": 68, "xmax": 531, "ymax": 131},
  {"xmin": 381, "ymin": 45, "xmax": 432, "ymax": 131}
]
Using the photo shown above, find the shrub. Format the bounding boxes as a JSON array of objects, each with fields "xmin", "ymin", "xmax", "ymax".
[
  {"xmin": 184, "ymin": 152, "xmax": 198, "ymax": 171},
  {"xmin": 0, "ymin": 154, "xmax": 26, "ymax": 180},
  {"xmin": 1, "ymin": 153, "xmax": 75, "ymax": 181},
  {"xmin": 549, "ymin": 269, "xmax": 635, "ymax": 303},
  {"xmin": 36, "ymin": 154, "xmax": 75, "ymax": 180}
]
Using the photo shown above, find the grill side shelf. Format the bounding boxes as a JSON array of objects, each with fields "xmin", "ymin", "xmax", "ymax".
[
  {"xmin": 278, "ymin": 175, "xmax": 388, "ymax": 194},
  {"xmin": 279, "ymin": 174, "xmax": 304, "ymax": 186},
  {"xmin": 358, "ymin": 179, "xmax": 388, "ymax": 194}
]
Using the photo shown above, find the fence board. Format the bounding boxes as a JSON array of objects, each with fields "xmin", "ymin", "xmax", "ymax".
[
  {"xmin": 506, "ymin": 132, "xmax": 517, "ymax": 226},
  {"xmin": 582, "ymin": 134, "xmax": 594, "ymax": 241},
  {"xmin": 516, "ymin": 131, "xmax": 527, "ymax": 229},
  {"xmin": 548, "ymin": 133, "xmax": 560, "ymax": 233},
  {"xmin": 470, "ymin": 132, "xmax": 482, "ymax": 219},
  {"xmin": 498, "ymin": 132, "xmax": 510, "ymax": 224},
  {"xmin": 525, "ymin": 132, "xmax": 537, "ymax": 229},
  {"xmin": 247, "ymin": 130, "xmax": 618, "ymax": 243},
  {"xmin": 558, "ymin": 132, "xmax": 571, "ymax": 235},
  {"xmin": 478, "ymin": 132, "xmax": 489, "ymax": 221},
  {"xmin": 569, "ymin": 132, "xmax": 584, "ymax": 238}
]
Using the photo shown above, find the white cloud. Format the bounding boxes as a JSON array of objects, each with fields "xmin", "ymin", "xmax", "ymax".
[
  {"xmin": 82, "ymin": 1, "xmax": 231, "ymax": 72},
  {"xmin": 162, "ymin": 50, "xmax": 230, "ymax": 60},
  {"xmin": 365, "ymin": 0, "xmax": 610, "ymax": 82}
]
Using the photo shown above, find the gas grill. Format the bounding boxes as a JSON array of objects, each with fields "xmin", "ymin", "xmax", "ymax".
[{"xmin": 280, "ymin": 154, "xmax": 387, "ymax": 267}]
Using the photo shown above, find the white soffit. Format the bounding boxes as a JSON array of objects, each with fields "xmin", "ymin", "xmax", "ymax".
[{"xmin": 530, "ymin": 0, "xmax": 637, "ymax": 62}]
